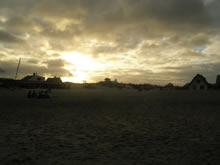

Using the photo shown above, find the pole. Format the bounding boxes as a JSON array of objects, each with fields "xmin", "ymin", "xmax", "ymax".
[{"xmin": 15, "ymin": 58, "xmax": 21, "ymax": 80}]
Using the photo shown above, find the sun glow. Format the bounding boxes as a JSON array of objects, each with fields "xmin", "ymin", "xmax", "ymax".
[{"xmin": 61, "ymin": 51, "xmax": 103, "ymax": 83}]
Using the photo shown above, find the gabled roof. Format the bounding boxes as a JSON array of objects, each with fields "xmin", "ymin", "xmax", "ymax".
[
  {"xmin": 21, "ymin": 73, "xmax": 45, "ymax": 81},
  {"xmin": 183, "ymin": 74, "xmax": 217, "ymax": 89},
  {"xmin": 22, "ymin": 75, "xmax": 34, "ymax": 81},
  {"xmin": 189, "ymin": 74, "xmax": 209, "ymax": 85}
]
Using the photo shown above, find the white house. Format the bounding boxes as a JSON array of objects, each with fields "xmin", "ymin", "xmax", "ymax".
[{"xmin": 22, "ymin": 73, "xmax": 45, "ymax": 82}]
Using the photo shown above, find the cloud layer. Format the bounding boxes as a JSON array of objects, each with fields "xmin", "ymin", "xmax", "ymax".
[{"xmin": 1, "ymin": 0, "xmax": 220, "ymax": 84}]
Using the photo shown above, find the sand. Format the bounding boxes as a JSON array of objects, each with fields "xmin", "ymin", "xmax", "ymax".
[{"xmin": 0, "ymin": 87, "xmax": 220, "ymax": 165}]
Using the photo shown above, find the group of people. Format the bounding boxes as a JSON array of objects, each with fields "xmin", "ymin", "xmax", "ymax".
[{"xmin": 27, "ymin": 89, "xmax": 50, "ymax": 99}]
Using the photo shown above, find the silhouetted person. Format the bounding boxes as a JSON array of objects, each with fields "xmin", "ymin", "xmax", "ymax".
[
  {"xmin": 32, "ymin": 90, "xmax": 37, "ymax": 98},
  {"xmin": 38, "ymin": 90, "xmax": 43, "ymax": 99},
  {"xmin": 44, "ymin": 91, "xmax": 50, "ymax": 98},
  {"xmin": 27, "ymin": 90, "xmax": 32, "ymax": 98}
]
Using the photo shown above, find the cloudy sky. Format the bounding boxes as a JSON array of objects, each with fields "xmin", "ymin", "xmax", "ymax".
[{"xmin": 1, "ymin": 0, "xmax": 220, "ymax": 85}]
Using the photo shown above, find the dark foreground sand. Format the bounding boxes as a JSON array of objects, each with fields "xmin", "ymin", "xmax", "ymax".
[{"xmin": 0, "ymin": 87, "xmax": 220, "ymax": 165}]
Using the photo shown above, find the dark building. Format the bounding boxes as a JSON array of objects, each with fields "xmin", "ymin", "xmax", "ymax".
[
  {"xmin": 46, "ymin": 77, "xmax": 62, "ymax": 84},
  {"xmin": 45, "ymin": 77, "xmax": 63, "ymax": 88},
  {"xmin": 22, "ymin": 73, "xmax": 45, "ymax": 82},
  {"xmin": 186, "ymin": 74, "xmax": 209, "ymax": 90}
]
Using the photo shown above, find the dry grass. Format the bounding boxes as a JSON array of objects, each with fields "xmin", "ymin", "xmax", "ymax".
[{"xmin": 0, "ymin": 87, "xmax": 220, "ymax": 165}]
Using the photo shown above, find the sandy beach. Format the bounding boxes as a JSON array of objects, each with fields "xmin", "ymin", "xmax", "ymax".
[{"xmin": 0, "ymin": 87, "xmax": 219, "ymax": 165}]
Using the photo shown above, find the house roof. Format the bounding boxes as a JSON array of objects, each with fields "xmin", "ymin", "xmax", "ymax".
[
  {"xmin": 183, "ymin": 74, "xmax": 217, "ymax": 89},
  {"xmin": 22, "ymin": 75, "xmax": 34, "ymax": 81},
  {"xmin": 21, "ymin": 73, "xmax": 45, "ymax": 81},
  {"xmin": 46, "ymin": 77, "xmax": 62, "ymax": 84},
  {"xmin": 189, "ymin": 74, "xmax": 209, "ymax": 85}
]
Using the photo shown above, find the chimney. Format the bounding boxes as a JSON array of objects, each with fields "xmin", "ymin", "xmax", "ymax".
[{"xmin": 33, "ymin": 73, "xmax": 38, "ymax": 76}]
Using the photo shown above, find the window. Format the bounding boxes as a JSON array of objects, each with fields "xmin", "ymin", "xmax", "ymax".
[
  {"xmin": 193, "ymin": 85, "xmax": 196, "ymax": 89},
  {"xmin": 196, "ymin": 79, "xmax": 200, "ymax": 83}
]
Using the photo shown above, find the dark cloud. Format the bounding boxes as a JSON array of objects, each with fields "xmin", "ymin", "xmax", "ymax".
[
  {"xmin": 137, "ymin": 0, "xmax": 210, "ymax": 24},
  {"xmin": 43, "ymin": 59, "xmax": 71, "ymax": 77},
  {"xmin": 92, "ymin": 45, "xmax": 120, "ymax": 56},
  {"xmin": 44, "ymin": 59, "xmax": 66, "ymax": 68},
  {"xmin": 206, "ymin": 0, "xmax": 220, "ymax": 26},
  {"xmin": 2, "ymin": 0, "xmax": 210, "ymax": 42},
  {"xmin": 0, "ymin": 67, "xmax": 5, "ymax": 73},
  {"xmin": 0, "ymin": 0, "xmax": 218, "ymax": 29},
  {"xmin": 0, "ymin": 59, "xmax": 69, "ymax": 79},
  {"xmin": 4, "ymin": 16, "xmax": 35, "ymax": 32},
  {"xmin": 0, "ymin": 30, "xmax": 24, "ymax": 43},
  {"xmin": 0, "ymin": 60, "xmax": 19, "ymax": 78},
  {"xmin": 77, "ymin": 0, "xmax": 214, "ymax": 41},
  {"xmin": 40, "ymin": 27, "xmax": 77, "ymax": 39},
  {"xmin": 91, "ymin": 38, "xmax": 141, "ymax": 56},
  {"xmin": 181, "ymin": 50, "xmax": 203, "ymax": 57},
  {"xmin": 27, "ymin": 58, "xmax": 40, "ymax": 64},
  {"xmin": 189, "ymin": 34, "xmax": 211, "ymax": 47},
  {"xmin": 30, "ymin": 0, "xmax": 82, "ymax": 19},
  {"xmin": 1, "ymin": 0, "xmax": 214, "ymax": 44},
  {"xmin": 169, "ymin": 33, "xmax": 212, "ymax": 49}
]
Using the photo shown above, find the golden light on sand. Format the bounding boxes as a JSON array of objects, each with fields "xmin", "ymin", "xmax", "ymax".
[{"xmin": 61, "ymin": 51, "xmax": 103, "ymax": 83}]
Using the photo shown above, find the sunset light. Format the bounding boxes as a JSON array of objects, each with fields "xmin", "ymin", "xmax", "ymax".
[
  {"xmin": 61, "ymin": 51, "xmax": 103, "ymax": 83},
  {"xmin": 1, "ymin": 1, "xmax": 220, "ymax": 164},
  {"xmin": 1, "ymin": 0, "xmax": 220, "ymax": 85}
]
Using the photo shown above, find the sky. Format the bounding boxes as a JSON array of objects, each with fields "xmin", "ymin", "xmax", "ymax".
[{"xmin": 1, "ymin": 0, "xmax": 220, "ymax": 85}]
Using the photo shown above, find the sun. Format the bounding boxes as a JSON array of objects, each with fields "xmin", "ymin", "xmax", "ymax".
[{"xmin": 61, "ymin": 51, "xmax": 101, "ymax": 83}]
